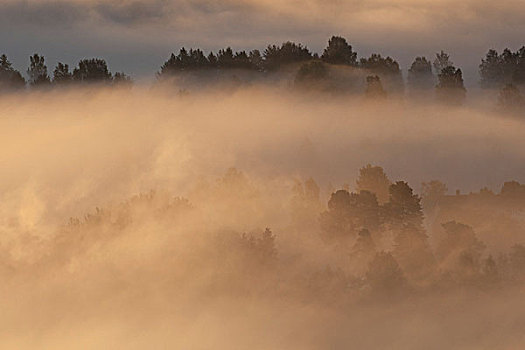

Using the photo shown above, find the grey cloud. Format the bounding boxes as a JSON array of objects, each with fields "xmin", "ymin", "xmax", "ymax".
[
  {"xmin": 94, "ymin": 1, "xmax": 169, "ymax": 25},
  {"xmin": 0, "ymin": 1, "xmax": 87, "ymax": 27}
]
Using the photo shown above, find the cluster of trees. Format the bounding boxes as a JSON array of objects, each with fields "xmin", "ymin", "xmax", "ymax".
[
  {"xmin": 480, "ymin": 48, "xmax": 525, "ymax": 88},
  {"xmin": 158, "ymin": 39, "xmax": 350, "ymax": 74},
  {"xmin": 8, "ymin": 164, "xmax": 525, "ymax": 302},
  {"xmin": 158, "ymin": 36, "xmax": 472, "ymax": 104},
  {"xmin": 0, "ymin": 54, "xmax": 131, "ymax": 92},
  {"xmin": 479, "ymin": 47, "xmax": 525, "ymax": 113},
  {"xmin": 316, "ymin": 164, "xmax": 525, "ymax": 292},
  {"xmin": 2, "ymin": 37, "xmax": 525, "ymax": 112}
]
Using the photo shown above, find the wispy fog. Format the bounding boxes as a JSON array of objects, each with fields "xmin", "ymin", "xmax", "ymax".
[{"xmin": 1, "ymin": 85, "xmax": 525, "ymax": 348}]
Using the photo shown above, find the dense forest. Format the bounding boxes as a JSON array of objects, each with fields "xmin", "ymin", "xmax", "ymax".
[
  {"xmin": 1, "ymin": 36, "xmax": 525, "ymax": 112},
  {"xmin": 4, "ymin": 164, "xmax": 525, "ymax": 298}
]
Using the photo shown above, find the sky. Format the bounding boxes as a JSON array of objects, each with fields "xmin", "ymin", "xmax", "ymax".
[{"xmin": 2, "ymin": 0, "xmax": 525, "ymax": 84}]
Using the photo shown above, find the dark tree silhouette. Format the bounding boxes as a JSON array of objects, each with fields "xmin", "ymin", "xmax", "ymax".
[
  {"xmin": 438, "ymin": 221, "xmax": 485, "ymax": 262},
  {"xmin": 407, "ymin": 56, "xmax": 434, "ymax": 93},
  {"xmin": 360, "ymin": 54, "xmax": 403, "ymax": 91},
  {"xmin": 217, "ymin": 47, "xmax": 235, "ymax": 68},
  {"xmin": 263, "ymin": 41, "xmax": 312, "ymax": 70},
  {"xmin": 291, "ymin": 177, "xmax": 322, "ymax": 227},
  {"xmin": 0, "ymin": 54, "xmax": 25, "ymax": 91},
  {"xmin": 421, "ymin": 180, "xmax": 447, "ymax": 209},
  {"xmin": 365, "ymin": 75, "xmax": 387, "ymax": 99},
  {"xmin": 384, "ymin": 182, "xmax": 435, "ymax": 281},
  {"xmin": 240, "ymin": 228, "xmax": 277, "ymax": 265},
  {"xmin": 73, "ymin": 58, "xmax": 112, "ymax": 83},
  {"xmin": 160, "ymin": 48, "xmax": 210, "ymax": 75},
  {"xmin": 365, "ymin": 252, "xmax": 406, "ymax": 293},
  {"xmin": 385, "ymin": 181, "xmax": 424, "ymax": 230},
  {"xmin": 294, "ymin": 61, "xmax": 329, "ymax": 87},
  {"xmin": 438, "ymin": 221, "xmax": 486, "ymax": 283},
  {"xmin": 356, "ymin": 164, "xmax": 391, "ymax": 204},
  {"xmin": 233, "ymin": 51, "xmax": 252, "ymax": 70},
  {"xmin": 436, "ymin": 65, "xmax": 466, "ymax": 105},
  {"xmin": 352, "ymin": 228, "xmax": 376, "ymax": 256},
  {"xmin": 480, "ymin": 47, "xmax": 525, "ymax": 88},
  {"xmin": 27, "ymin": 54, "xmax": 50, "ymax": 87},
  {"xmin": 320, "ymin": 189, "xmax": 382, "ymax": 243},
  {"xmin": 480, "ymin": 49, "xmax": 503, "ymax": 88},
  {"xmin": 360, "ymin": 54, "xmax": 400, "ymax": 76},
  {"xmin": 320, "ymin": 189, "xmax": 355, "ymax": 242},
  {"xmin": 53, "ymin": 62, "xmax": 73, "ymax": 84},
  {"xmin": 249, "ymin": 50, "xmax": 264, "ymax": 71},
  {"xmin": 321, "ymin": 36, "xmax": 358, "ymax": 66},
  {"xmin": 498, "ymin": 84, "xmax": 524, "ymax": 114},
  {"xmin": 207, "ymin": 52, "xmax": 218, "ymax": 67},
  {"xmin": 433, "ymin": 51, "xmax": 453, "ymax": 74},
  {"xmin": 500, "ymin": 180, "xmax": 525, "ymax": 197},
  {"xmin": 113, "ymin": 72, "xmax": 133, "ymax": 87}
]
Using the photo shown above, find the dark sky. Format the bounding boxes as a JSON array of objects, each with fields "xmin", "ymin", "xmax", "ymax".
[{"xmin": 2, "ymin": 0, "xmax": 524, "ymax": 84}]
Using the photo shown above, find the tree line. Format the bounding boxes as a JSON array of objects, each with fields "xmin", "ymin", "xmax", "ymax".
[
  {"xmin": 1, "ymin": 36, "xmax": 524, "ymax": 111},
  {"xmin": 0, "ymin": 54, "xmax": 131, "ymax": 92},
  {"xmin": 294, "ymin": 164, "xmax": 525, "ymax": 293}
]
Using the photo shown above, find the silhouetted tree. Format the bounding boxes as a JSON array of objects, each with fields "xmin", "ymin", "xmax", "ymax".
[
  {"xmin": 384, "ymin": 181, "xmax": 424, "ymax": 231},
  {"xmin": 392, "ymin": 224, "xmax": 435, "ymax": 282},
  {"xmin": 436, "ymin": 65, "xmax": 466, "ymax": 105},
  {"xmin": 240, "ymin": 228, "xmax": 277, "ymax": 264},
  {"xmin": 480, "ymin": 49, "xmax": 503, "ymax": 88},
  {"xmin": 295, "ymin": 61, "xmax": 329, "ymax": 87},
  {"xmin": 73, "ymin": 58, "xmax": 112, "ymax": 83},
  {"xmin": 421, "ymin": 180, "xmax": 447, "ymax": 209},
  {"xmin": 384, "ymin": 181, "xmax": 435, "ymax": 281},
  {"xmin": 320, "ymin": 189, "xmax": 382, "ymax": 243},
  {"xmin": 433, "ymin": 51, "xmax": 453, "ymax": 74},
  {"xmin": 500, "ymin": 180, "xmax": 525, "ymax": 197},
  {"xmin": 500, "ymin": 48, "xmax": 520, "ymax": 84},
  {"xmin": 53, "ymin": 62, "xmax": 72, "ymax": 84},
  {"xmin": 365, "ymin": 252, "xmax": 406, "ymax": 293},
  {"xmin": 249, "ymin": 50, "xmax": 264, "ymax": 71},
  {"xmin": 479, "ymin": 47, "xmax": 525, "ymax": 88},
  {"xmin": 407, "ymin": 56, "xmax": 434, "ymax": 93},
  {"xmin": 320, "ymin": 190, "xmax": 355, "ymax": 243},
  {"xmin": 516, "ymin": 46, "xmax": 525, "ymax": 84},
  {"xmin": 356, "ymin": 164, "xmax": 391, "ymax": 203},
  {"xmin": 360, "ymin": 54, "xmax": 403, "ymax": 92},
  {"xmin": 263, "ymin": 41, "xmax": 312, "ymax": 70},
  {"xmin": 360, "ymin": 54, "xmax": 400, "ymax": 76},
  {"xmin": 498, "ymin": 84, "xmax": 524, "ymax": 114},
  {"xmin": 207, "ymin": 52, "xmax": 218, "ymax": 67},
  {"xmin": 352, "ymin": 228, "xmax": 375, "ymax": 255},
  {"xmin": 0, "ymin": 54, "xmax": 25, "ymax": 91},
  {"xmin": 365, "ymin": 75, "xmax": 386, "ymax": 99},
  {"xmin": 160, "ymin": 48, "xmax": 210, "ymax": 75},
  {"xmin": 113, "ymin": 72, "xmax": 133, "ymax": 87},
  {"xmin": 291, "ymin": 178, "xmax": 322, "ymax": 227},
  {"xmin": 189, "ymin": 48, "xmax": 209, "ymax": 68},
  {"xmin": 217, "ymin": 47, "xmax": 235, "ymax": 69},
  {"xmin": 27, "ymin": 54, "xmax": 50, "ymax": 87},
  {"xmin": 438, "ymin": 221, "xmax": 485, "ymax": 261},
  {"xmin": 233, "ymin": 51, "xmax": 252, "ymax": 69},
  {"xmin": 438, "ymin": 221, "xmax": 486, "ymax": 283},
  {"xmin": 321, "ymin": 36, "xmax": 358, "ymax": 66}
]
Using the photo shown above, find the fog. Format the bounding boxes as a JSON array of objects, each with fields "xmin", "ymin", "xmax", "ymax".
[{"xmin": 1, "ymin": 85, "xmax": 525, "ymax": 349}]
